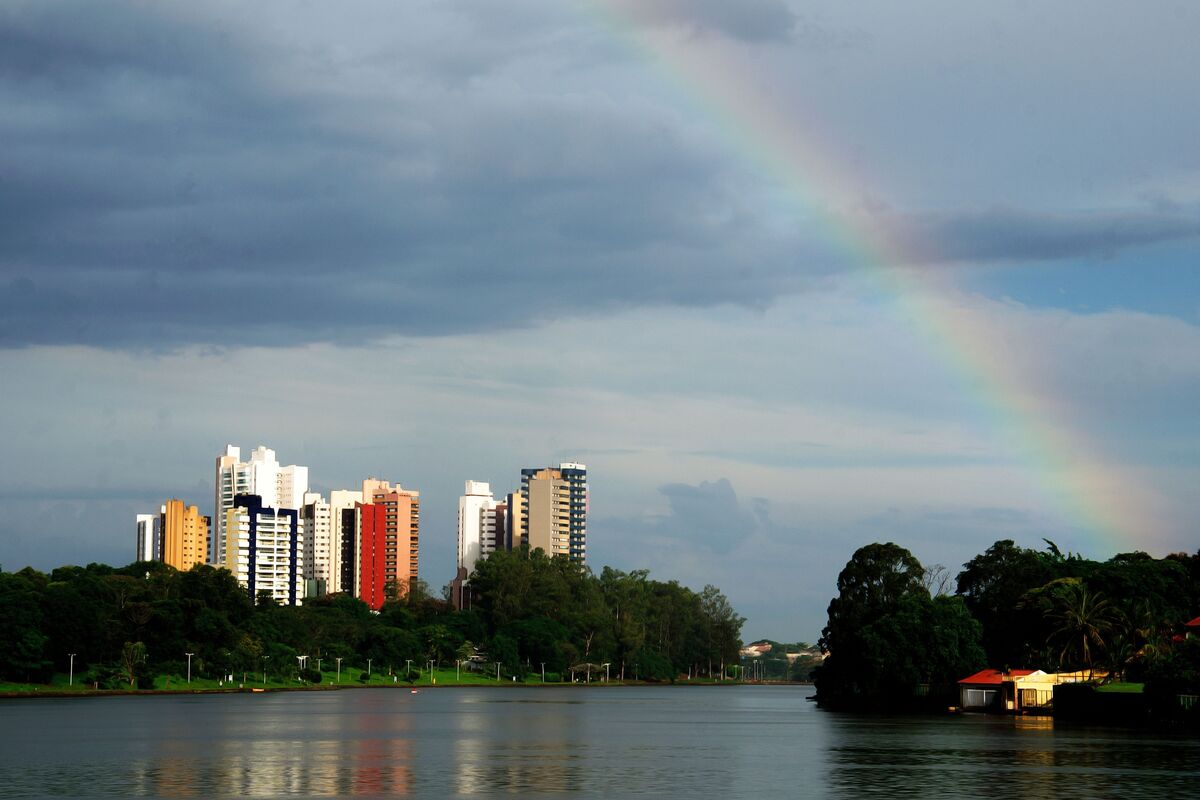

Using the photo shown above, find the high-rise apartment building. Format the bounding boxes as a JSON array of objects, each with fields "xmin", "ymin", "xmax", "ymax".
[
  {"xmin": 224, "ymin": 493, "xmax": 303, "ymax": 605},
  {"xmin": 519, "ymin": 463, "xmax": 587, "ymax": 563},
  {"xmin": 135, "ymin": 500, "xmax": 209, "ymax": 570},
  {"xmin": 300, "ymin": 492, "xmax": 331, "ymax": 597},
  {"xmin": 213, "ymin": 445, "xmax": 308, "ymax": 565},
  {"xmin": 159, "ymin": 499, "xmax": 210, "ymax": 571},
  {"xmin": 358, "ymin": 478, "xmax": 420, "ymax": 608},
  {"xmin": 135, "ymin": 514, "xmax": 161, "ymax": 562},
  {"xmin": 328, "ymin": 489, "xmax": 363, "ymax": 595},
  {"xmin": 453, "ymin": 481, "xmax": 513, "ymax": 609},
  {"xmin": 299, "ymin": 489, "xmax": 364, "ymax": 598},
  {"xmin": 458, "ymin": 481, "xmax": 501, "ymax": 577}
]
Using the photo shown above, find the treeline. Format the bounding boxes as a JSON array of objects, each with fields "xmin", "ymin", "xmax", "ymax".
[
  {"xmin": 0, "ymin": 546, "xmax": 743, "ymax": 687},
  {"xmin": 815, "ymin": 540, "xmax": 1200, "ymax": 711}
]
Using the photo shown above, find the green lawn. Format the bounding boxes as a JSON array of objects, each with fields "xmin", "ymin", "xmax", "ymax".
[
  {"xmin": 1096, "ymin": 682, "xmax": 1145, "ymax": 694},
  {"xmin": 3, "ymin": 666, "xmax": 724, "ymax": 695}
]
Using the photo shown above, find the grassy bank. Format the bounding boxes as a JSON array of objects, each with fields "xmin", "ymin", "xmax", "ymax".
[{"xmin": 2, "ymin": 668, "xmax": 763, "ymax": 697}]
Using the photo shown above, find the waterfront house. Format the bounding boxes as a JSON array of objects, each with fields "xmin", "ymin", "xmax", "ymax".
[
  {"xmin": 958, "ymin": 669, "xmax": 1104, "ymax": 713},
  {"xmin": 957, "ymin": 669, "xmax": 1035, "ymax": 710}
]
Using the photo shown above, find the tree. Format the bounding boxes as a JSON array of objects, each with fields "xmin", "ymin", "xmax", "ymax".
[
  {"xmin": 1038, "ymin": 579, "xmax": 1121, "ymax": 677},
  {"xmin": 120, "ymin": 641, "xmax": 147, "ymax": 687},
  {"xmin": 816, "ymin": 543, "xmax": 983, "ymax": 709},
  {"xmin": 956, "ymin": 540, "xmax": 1059, "ymax": 667},
  {"xmin": 0, "ymin": 569, "xmax": 50, "ymax": 681}
]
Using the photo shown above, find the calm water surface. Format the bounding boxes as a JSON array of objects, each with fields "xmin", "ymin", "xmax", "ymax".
[{"xmin": 1, "ymin": 686, "xmax": 1197, "ymax": 798}]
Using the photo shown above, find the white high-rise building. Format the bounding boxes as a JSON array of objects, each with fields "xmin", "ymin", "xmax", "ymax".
[
  {"xmin": 301, "ymin": 492, "xmax": 331, "ymax": 594},
  {"xmin": 299, "ymin": 489, "xmax": 365, "ymax": 598},
  {"xmin": 213, "ymin": 445, "xmax": 309, "ymax": 565},
  {"xmin": 328, "ymin": 489, "xmax": 363, "ymax": 595},
  {"xmin": 458, "ymin": 481, "xmax": 501, "ymax": 577},
  {"xmin": 135, "ymin": 513, "xmax": 161, "ymax": 562},
  {"xmin": 224, "ymin": 494, "xmax": 304, "ymax": 606}
]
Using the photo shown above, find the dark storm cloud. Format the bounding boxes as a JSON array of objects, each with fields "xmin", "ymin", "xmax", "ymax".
[
  {"xmin": 895, "ymin": 207, "xmax": 1200, "ymax": 264},
  {"xmin": 3, "ymin": 2, "xmax": 1195, "ymax": 350},
  {"xmin": 0, "ymin": 1, "xmax": 816, "ymax": 348}
]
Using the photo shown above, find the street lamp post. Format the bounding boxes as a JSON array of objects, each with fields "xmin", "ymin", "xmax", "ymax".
[
  {"xmin": 336, "ymin": 657, "xmax": 343, "ymax": 684},
  {"xmin": 185, "ymin": 652, "xmax": 194, "ymax": 683},
  {"xmin": 262, "ymin": 656, "xmax": 269, "ymax": 684},
  {"xmin": 541, "ymin": 662, "xmax": 545, "ymax": 683},
  {"xmin": 405, "ymin": 659, "xmax": 412, "ymax": 679},
  {"xmin": 68, "ymin": 653, "xmax": 75, "ymax": 687},
  {"xmin": 367, "ymin": 658, "xmax": 372, "ymax": 679}
]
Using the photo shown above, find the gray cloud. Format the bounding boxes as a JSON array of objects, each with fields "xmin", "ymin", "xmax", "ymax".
[
  {"xmin": 599, "ymin": 478, "xmax": 764, "ymax": 554},
  {"xmin": 605, "ymin": 0, "xmax": 797, "ymax": 43},
  {"xmin": 898, "ymin": 207, "xmax": 1200, "ymax": 264},
  {"xmin": 3, "ymin": 2, "xmax": 1198, "ymax": 352},
  {"xmin": 0, "ymin": 1, "xmax": 819, "ymax": 348}
]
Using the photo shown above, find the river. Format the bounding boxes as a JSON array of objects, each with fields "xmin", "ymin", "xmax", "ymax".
[{"xmin": 1, "ymin": 686, "xmax": 1197, "ymax": 797}]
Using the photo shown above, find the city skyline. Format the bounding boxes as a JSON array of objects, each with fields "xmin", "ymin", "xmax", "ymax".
[
  {"xmin": 133, "ymin": 445, "xmax": 591, "ymax": 614},
  {"xmin": 2, "ymin": 2, "xmax": 1199, "ymax": 642}
]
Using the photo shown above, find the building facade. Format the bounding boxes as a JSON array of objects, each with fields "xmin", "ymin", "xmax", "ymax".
[
  {"xmin": 519, "ymin": 463, "xmax": 587, "ymax": 563},
  {"xmin": 328, "ymin": 489, "xmax": 363, "ymax": 596},
  {"xmin": 224, "ymin": 493, "xmax": 303, "ymax": 606},
  {"xmin": 135, "ymin": 513, "xmax": 161, "ymax": 562},
  {"xmin": 359, "ymin": 479, "xmax": 420, "ymax": 605},
  {"xmin": 159, "ymin": 498, "xmax": 210, "ymax": 571},
  {"xmin": 213, "ymin": 445, "xmax": 308, "ymax": 566},
  {"xmin": 458, "ymin": 481, "xmax": 498, "ymax": 577},
  {"xmin": 301, "ymin": 492, "xmax": 332, "ymax": 597}
]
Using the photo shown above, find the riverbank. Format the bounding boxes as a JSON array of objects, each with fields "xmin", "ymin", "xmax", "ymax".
[{"xmin": 1, "ymin": 671, "xmax": 807, "ymax": 699}]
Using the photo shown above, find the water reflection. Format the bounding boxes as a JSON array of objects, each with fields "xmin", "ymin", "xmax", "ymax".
[
  {"xmin": 1, "ymin": 689, "xmax": 1197, "ymax": 798},
  {"xmin": 823, "ymin": 712, "xmax": 1200, "ymax": 800},
  {"xmin": 452, "ymin": 690, "xmax": 588, "ymax": 794}
]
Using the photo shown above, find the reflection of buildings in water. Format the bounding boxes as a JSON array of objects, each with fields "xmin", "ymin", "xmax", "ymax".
[
  {"xmin": 349, "ymin": 731, "xmax": 412, "ymax": 796},
  {"xmin": 456, "ymin": 738, "xmax": 580, "ymax": 795},
  {"xmin": 453, "ymin": 698, "xmax": 582, "ymax": 795},
  {"xmin": 171, "ymin": 708, "xmax": 415, "ymax": 797},
  {"xmin": 130, "ymin": 732, "xmax": 201, "ymax": 796}
]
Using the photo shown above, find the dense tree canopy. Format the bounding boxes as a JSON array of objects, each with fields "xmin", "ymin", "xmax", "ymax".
[
  {"xmin": 816, "ymin": 539, "xmax": 1200, "ymax": 711},
  {"xmin": 0, "ymin": 548, "xmax": 744, "ymax": 687},
  {"xmin": 815, "ymin": 543, "xmax": 984, "ymax": 709}
]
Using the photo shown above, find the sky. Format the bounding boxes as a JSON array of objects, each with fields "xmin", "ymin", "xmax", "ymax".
[{"xmin": 2, "ymin": 0, "xmax": 1198, "ymax": 642}]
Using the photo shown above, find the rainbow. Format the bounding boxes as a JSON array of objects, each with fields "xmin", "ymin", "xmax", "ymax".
[{"xmin": 583, "ymin": 2, "xmax": 1169, "ymax": 553}]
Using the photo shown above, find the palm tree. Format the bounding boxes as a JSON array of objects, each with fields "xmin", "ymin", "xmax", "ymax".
[{"xmin": 1047, "ymin": 581, "xmax": 1120, "ymax": 679}]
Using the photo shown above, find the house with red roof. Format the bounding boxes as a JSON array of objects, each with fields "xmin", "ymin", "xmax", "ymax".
[
  {"xmin": 958, "ymin": 669, "xmax": 1105, "ymax": 713},
  {"xmin": 957, "ymin": 669, "xmax": 1036, "ymax": 710}
]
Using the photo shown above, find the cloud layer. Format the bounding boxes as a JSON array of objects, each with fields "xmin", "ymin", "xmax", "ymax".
[
  {"xmin": 3, "ymin": 2, "xmax": 1199, "ymax": 348},
  {"xmin": 2, "ymin": 1, "xmax": 1199, "ymax": 638}
]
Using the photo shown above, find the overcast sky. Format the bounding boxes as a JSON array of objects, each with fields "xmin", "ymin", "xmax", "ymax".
[{"xmin": 2, "ymin": 1, "xmax": 1198, "ymax": 641}]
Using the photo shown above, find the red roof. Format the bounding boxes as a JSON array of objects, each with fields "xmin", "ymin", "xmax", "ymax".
[
  {"xmin": 958, "ymin": 669, "xmax": 1036, "ymax": 685},
  {"xmin": 1185, "ymin": 616, "xmax": 1200, "ymax": 628}
]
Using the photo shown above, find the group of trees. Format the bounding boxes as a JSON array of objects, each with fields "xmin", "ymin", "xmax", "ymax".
[
  {"xmin": 0, "ymin": 546, "xmax": 744, "ymax": 687},
  {"xmin": 467, "ymin": 547, "xmax": 744, "ymax": 681},
  {"xmin": 815, "ymin": 540, "xmax": 1200, "ymax": 710}
]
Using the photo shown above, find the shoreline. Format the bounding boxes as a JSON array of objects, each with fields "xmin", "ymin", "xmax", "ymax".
[{"xmin": 1, "ymin": 680, "xmax": 812, "ymax": 700}]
